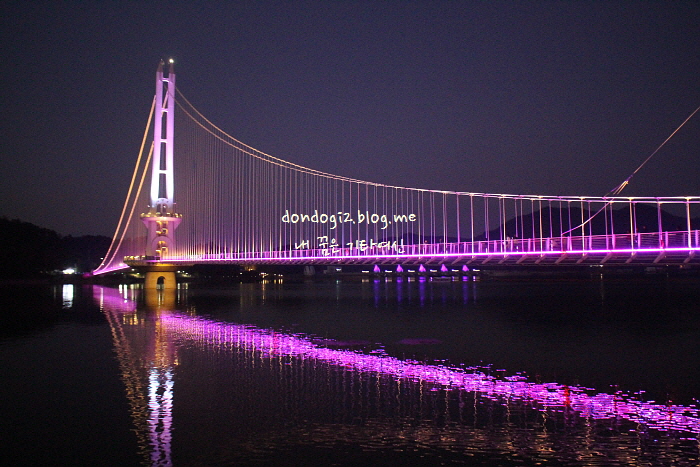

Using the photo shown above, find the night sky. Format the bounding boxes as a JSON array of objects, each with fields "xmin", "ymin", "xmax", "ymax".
[{"xmin": 2, "ymin": 1, "xmax": 700, "ymax": 237}]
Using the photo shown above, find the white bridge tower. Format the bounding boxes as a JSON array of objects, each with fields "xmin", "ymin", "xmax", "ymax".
[
  {"xmin": 141, "ymin": 59, "xmax": 182, "ymax": 260},
  {"xmin": 140, "ymin": 60, "xmax": 182, "ymax": 289}
]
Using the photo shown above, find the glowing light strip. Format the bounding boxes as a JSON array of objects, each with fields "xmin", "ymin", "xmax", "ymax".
[
  {"xmin": 161, "ymin": 313, "xmax": 700, "ymax": 437},
  {"xmin": 149, "ymin": 245, "xmax": 700, "ymax": 265},
  {"xmin": 96, "ymin": 97, "xmax": 156, "ymax": 273},
  {"xmin": 92, "ymin": 264, "xmax": 130, "ymax": 276}
]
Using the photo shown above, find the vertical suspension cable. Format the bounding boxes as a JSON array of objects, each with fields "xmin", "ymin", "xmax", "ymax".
[
  {"xmin": 484, "ymin": 197, "xmax": 489, "ymax": 244},
  {"xmin": 470, "ymin": 194, "xmax": 474, "ymax": 253}
]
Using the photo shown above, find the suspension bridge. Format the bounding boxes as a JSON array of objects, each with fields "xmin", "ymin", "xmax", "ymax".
[{"xmin": 94, "ymin": 62, "xmax": 700, "ymax": 286}]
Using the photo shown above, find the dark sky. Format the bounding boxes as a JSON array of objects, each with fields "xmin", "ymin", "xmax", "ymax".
[{"xmin": 2, "ymin": 1, "xmax": 700, "ymax": 237}]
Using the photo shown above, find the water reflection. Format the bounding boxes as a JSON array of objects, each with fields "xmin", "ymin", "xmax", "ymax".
[
  {"xmin": 94, "ymin": 285, "xmax": 700, "ymax": 466},
  {"xmin": 148, "ymin": 367, "xmax": 173, "ymax": 466},
  {"xmin": 96, "ymin": 286, "xmax": 178, "ymax": 466},
  {"xmin": 61, "ymin": 283, "xmax": 74, "ymax": 308},
  {"xmin": 367, "ymin": 275, "xmax": 475, "ymax": 309},
  {"xmin": 162, "ymin": 313, "xmax": 700, "ymax": 435}
]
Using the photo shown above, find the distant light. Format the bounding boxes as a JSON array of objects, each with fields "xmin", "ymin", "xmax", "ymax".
[
  {"xmin": 62, "ymin": 268, "xmax": 75, "ymax": 275},
  {"xmin": 169, "ymin": 58, "xmax": 174, "ymax": 64}
]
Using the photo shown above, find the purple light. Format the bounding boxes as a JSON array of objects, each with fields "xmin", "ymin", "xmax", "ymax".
[
  {"xmin": 92, "ymin": 285, "xmax": 700, "ymax": 438},
  {"xmin": 159, "ymin": 312, "xmax": 700, "ymax": 438},
  {"xmin": 93, "ymin": 264, "xmax": 130, "ymax": 275},
  {"xmin": 440, "ymin": 264, "xmax": 448, "ymax": 273},
  {"xmin": 142, "ymin": 243, "xmax": 700, "ymax": 266},
  {"xmin": 418, "ymin": 264, "xmax": 426, "ymax": 273},
  {"xmin": 462, "ymin": 265, "xmax": 469, "ymax": 272},
  {"xmin": 396, "ymin": 264, "xmax": 403, "ymax": 273},
  {"xmin": 99, "ymin": 228, "xmax": 700, "ymax": 274},
  {"xmin": 373, "ymin": 264, "xmax": 381, "ymax": 273}
]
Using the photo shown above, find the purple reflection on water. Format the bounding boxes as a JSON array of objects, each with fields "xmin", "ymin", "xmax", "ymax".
[
  {"xmin": 148, "ymin": 368, "xmax": 173, "ymax": 466},
  {"xmin": 161, "ymin": 313, "xmax": 700, "ymax": 438},
  {"xmin": 93, "ymin": 286, "xmax": 700, "ymax": 440}
]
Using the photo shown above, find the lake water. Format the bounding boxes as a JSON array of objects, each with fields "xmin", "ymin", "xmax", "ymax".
[{"xmin": 2, "ymin": 276, "xmax": 700, "ymax": 466}]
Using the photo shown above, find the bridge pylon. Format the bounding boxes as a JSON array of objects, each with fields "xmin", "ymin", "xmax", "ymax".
[{"xmin": 139, "ymin": 60, "xmax": 182, "ymax": 289}]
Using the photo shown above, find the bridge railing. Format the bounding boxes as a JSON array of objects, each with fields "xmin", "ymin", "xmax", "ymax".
[
  {"xmin": 437, "ymin": 230, "xmax": 699, "ymax": 256},
  {"xmin": 159, "ymin": 229, "xmax": 700, "ymax": 264}
]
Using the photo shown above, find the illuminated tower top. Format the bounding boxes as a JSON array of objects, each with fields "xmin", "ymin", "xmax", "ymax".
[
  {"xmin": 150, "ymin": 59, "xmax": 176, "ymax": 213},
  {"xmin": 141, "ymin": 59, "xmax": 181, "ymax": 261}
]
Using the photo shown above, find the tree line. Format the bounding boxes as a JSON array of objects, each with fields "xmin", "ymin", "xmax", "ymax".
[{"xmin": 0, "ymin": 217, "xmax": 110, "ymax": 279}]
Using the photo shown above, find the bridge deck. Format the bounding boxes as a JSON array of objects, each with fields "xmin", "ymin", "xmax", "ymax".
[{"xmin": 124, "ymin": 230, "xmax": 700, "ymax": 269}]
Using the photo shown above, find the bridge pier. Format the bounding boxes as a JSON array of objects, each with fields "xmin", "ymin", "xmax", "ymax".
[{"xmin": 143, "ymin": 265, "xmax": 179, "ymax": 290}]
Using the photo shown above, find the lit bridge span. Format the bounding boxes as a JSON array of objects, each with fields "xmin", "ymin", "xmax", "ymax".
[{"xmin": 95, "ymin": 63, "xmax": 700, "ymax": 278}]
